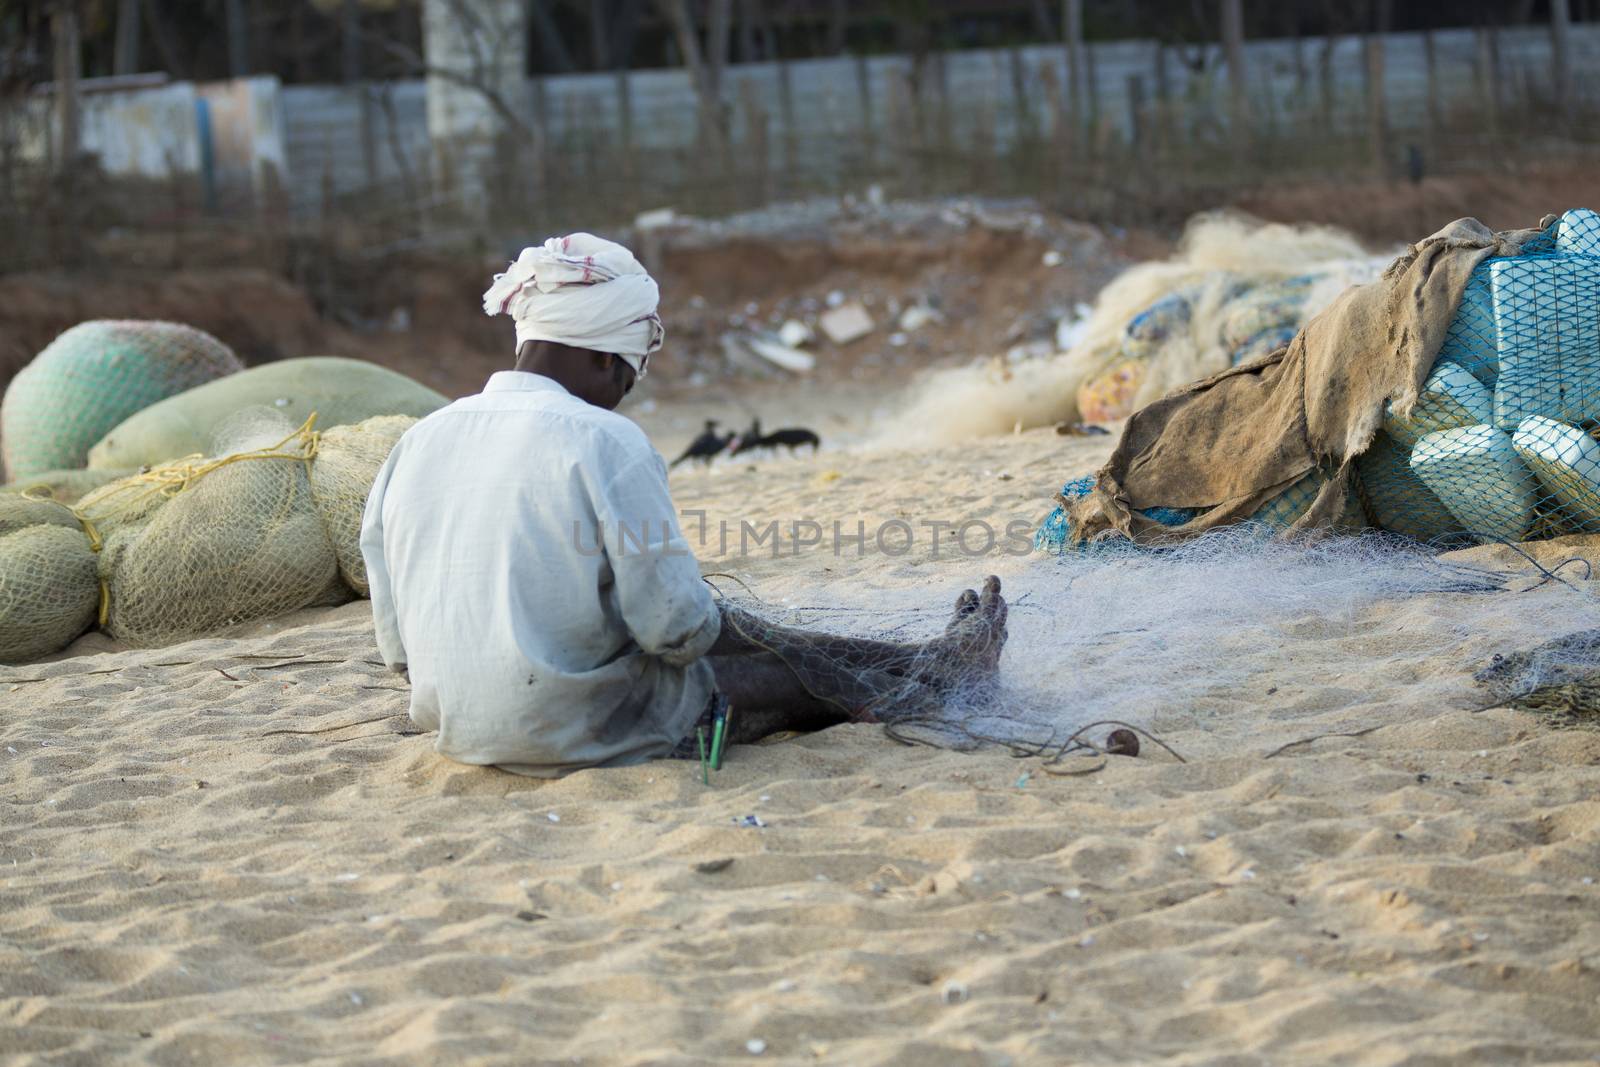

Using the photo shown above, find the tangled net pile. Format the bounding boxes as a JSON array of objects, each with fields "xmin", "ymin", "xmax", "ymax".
[
  {"xmin": 708, "ymin": 531, "xmax": 1600, "ymax": 753},
  {"xmin": 878, "ymin": 214, "xmax": 1391, "ymax": 445}
]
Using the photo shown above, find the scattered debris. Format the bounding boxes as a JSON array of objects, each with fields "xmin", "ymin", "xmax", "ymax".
[
  {"xmin": 898, "ymin": 304, "xmax": 943, "ymax": 332},
  {"xmin": 819, "ymin": 302, "xmax": 875, "ymax": 345},
  {"xmin": 777, "ymin": 319, "xmax": 813, "ymax": 348}
]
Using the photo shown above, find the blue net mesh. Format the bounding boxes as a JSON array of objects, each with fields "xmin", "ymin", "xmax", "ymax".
[
  {"xmin": 1034, "ymin": 469, "xmax": 1361, "ymax": 554},
  {"xmin": 1357, "ymin": 208, "xmax": 1600, "ymax": 547},
  {"xmin": 1035, "ymin": 475, "xmax": 1197, "ymax": 553}
]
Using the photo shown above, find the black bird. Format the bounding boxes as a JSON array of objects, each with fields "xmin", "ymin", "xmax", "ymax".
[
  {"xmin": 759, "ymin": 427, "xmax": 821, "ymax": 454},
  {"xmin": 671, "ymin": 419, "xmax": 730, "ymax": 468},
  {"xmin": 727, "ymin": 417, "xmax": 764, "ymax": 458},
  {"xmin": 729, "ymin": 417, "xmax": 821, "ymax": 457}
]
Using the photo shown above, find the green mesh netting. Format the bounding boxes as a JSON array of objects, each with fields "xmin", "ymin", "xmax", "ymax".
[
  {"xmin": 1358, "ymin": 208, "xmax": 1600, "ymax": 546},
  {"xmin": 0, "ymin": 496, "xmax": 99, "ymax": 664},
  {"xmin": 1, "ymin": 321, "xmax": 243, "ymax": 480},
  {"xmin": 87, "ymin": 357, "xmax": 447, "ymax": 471},
  {"xmin": 308, "ymin": 415, "xmax": 415, "ymax": 596}
]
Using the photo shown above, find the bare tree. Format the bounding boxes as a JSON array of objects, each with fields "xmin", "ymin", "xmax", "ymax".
[
  {"xmin": 529, "ymin": 0, "xmax": 576, "ymax": 73},
  {"xmin": 1220, "ymin": 0, "xmax": 1248, "ymax": 134},
  {"xmin": 1061, "ymin": 0, "xmax": 1084, "ymax": 145},
  {"xmin": 50, "ymin": 0, "xmax": 83, "ymax": 264},
  {"xmin": 656, "ymin": 0, "xmax": 731, "ymax": 160},
  {"xmin": 1550, "ymin": 0, "xmax": 1572, "ymax": 116},
  {"xmin": 50, "ymin": 1, "xmax": 79, "ymax": 176},
  {"xmin": 140, "ymin": 0, "xmax": 184, "ymax": 77},
  {"xmin": 225, "ymin": 0, "xmax": 248, "ymax": 76},
  {"xmin": 113, "ymin": 0, "xmax": 139, "ymax": 75}
]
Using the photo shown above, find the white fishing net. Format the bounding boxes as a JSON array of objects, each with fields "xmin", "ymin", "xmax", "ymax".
[
  {"xmin": 875, "ymin": 214, "xmax": 1393, "ymax": 447},
  {"xmin": 709, "ymin": 530, "xmax": 1600, "ymax": 753}
]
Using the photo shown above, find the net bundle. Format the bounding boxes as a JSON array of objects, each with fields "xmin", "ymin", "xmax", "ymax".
[
  {"xmin": 1071, "ymin": 217, "xmax": 1388, "ymax": 424},
  {"xmin": 73, "ymin": 412, "xmax": 416, "ymax": 649},
  {"xmin": 308, "ymin": 415, "xmax": 415, "ymax": 596},
  {"xmin": 87, "ymin": 356, "xmax": 447, "ymax": 471},
  {"xmin": 1356, "ymin": 208, "xmax": 1600, "ymax": 546},
  {"xmin": 0, "ymin": 320, "xmax": 243, "ymax": 480},
  {"xmin": 0, "ymin": 496, "xmax": 100, "ymax": 664}
]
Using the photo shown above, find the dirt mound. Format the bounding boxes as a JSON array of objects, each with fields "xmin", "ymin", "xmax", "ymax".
[{"xmin": 0, "ymin": 269, "xmax": 331, "ymax": 385}]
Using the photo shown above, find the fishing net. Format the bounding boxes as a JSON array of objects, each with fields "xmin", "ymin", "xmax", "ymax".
[
  {"xmin": 0, "ymin": 496, "xmax": 100, "ymax": 664},
  {"xmin": 877, "ymin": 214, "xmax": 1389, "ymax": 446},
  {"xmin": 1356, "ymin": 209, "xmax": 1600, "ymax": 546},
  {"xmin": 1034, "ymin": 471, "xmax": 1364, "ymax": 553},
  {"xmin": 0, "ymin": 409, "xmax": 413, "ymax": 657},
  {"xmin": 0, "ymin": 320, "xmax": 242, "ymax": 480},
  {"xmin": 308, "ymin": 415, "xmax": 416, "ymax": 596},
  {"xmin": 87, "ymin": 415, "xmax": 343, "ymax": 647},
  {"xmin": 706, "ymin": 530, "xmax": 1600, "ymax": 755},
  {"xmin": 87, "ymin": 356, "xmax": 447, "ymax": 471},
  {"xmin": 1, "ymin": 468, "xmax": 137, "ymax": 504}
]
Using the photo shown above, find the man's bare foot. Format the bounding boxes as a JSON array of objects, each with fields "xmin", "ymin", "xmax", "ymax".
[{"xmin": 916, "ymin": 575, "xmax": 1008, "ymax": 693}]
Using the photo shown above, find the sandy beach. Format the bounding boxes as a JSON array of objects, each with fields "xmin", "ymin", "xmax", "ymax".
[{"xmin": 4, "ymin": 415, "xmax": 1599, "ymax": 1067}]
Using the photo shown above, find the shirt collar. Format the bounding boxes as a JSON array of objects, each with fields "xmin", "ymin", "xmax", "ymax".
[{"xmin": 484, "ymin": 370, "xmax": 571, "ymax": 396}]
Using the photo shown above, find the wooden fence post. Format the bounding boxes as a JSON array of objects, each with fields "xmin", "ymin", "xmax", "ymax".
[
  {"xmin": 1062, "ymin": 0, "xmax": 1084, "ymax": 151},
  {"xmin": 1550, "ymin": 0, "xmax": 1573, "ymax": 124},
  {"xmin": 855, "ymin": 53, "xmax": 877, "ymax": 179},
  {"xmin": 777, "ymin": 57, "xmax": 797, "ymax": 198},
  {"xmin": 1365, "ymin": 31, "xmax": 1387, "ymax": 176},
  {"xmin": 1475, "ymin": 26, "xmax": 1501, "ymax": 145},
  {"xmin": 739, "ymin": 77, "xmax": 769, "ymax": 208}
]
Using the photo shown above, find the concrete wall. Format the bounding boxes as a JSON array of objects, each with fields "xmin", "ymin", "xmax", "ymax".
[
  {"xmin": 14, "ymin": 81, "xmax": 203, "ymax": 178},
  {"xmin": 273, "ymin": 23, "xmax": 1600, "ymax": 218},
  {"xmin": 8, "ymin": 23, "xmax": 1597, "ymax": 220}
]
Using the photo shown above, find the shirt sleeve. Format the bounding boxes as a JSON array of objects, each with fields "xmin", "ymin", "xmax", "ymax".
[
  {"xmin": 596, "ymin": 449, "xmax": 720, "ymax": 667},
  {"xmin": 359, "ymin": 444, "xmax": 409, "ymax": 674}
]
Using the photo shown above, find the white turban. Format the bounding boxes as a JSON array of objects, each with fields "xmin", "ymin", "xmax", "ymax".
[{"xmin": 482, "ymin": 233, "xmax": 664, "ymax": 376}]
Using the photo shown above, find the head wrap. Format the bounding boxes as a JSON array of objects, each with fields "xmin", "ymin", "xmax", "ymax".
[{"xmin": 482, "ymin": 233, "xmax": 664, "ymax": 377}]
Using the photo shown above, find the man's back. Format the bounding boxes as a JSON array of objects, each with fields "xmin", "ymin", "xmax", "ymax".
[{"xmin": 360, "ymin": 371, "xmax": 719, "ymax": 777}]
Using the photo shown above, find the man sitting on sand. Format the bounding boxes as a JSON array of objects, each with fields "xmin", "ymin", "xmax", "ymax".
[{"xmin": 360, "ymin": 233, "xmax": 1008, "ymax": 777}]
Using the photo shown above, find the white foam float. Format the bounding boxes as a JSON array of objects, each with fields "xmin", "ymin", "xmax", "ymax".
[
  {"xmin": 1491, "ymin": 256, "xmax": 1600, "ymax": 430},
  {"xmin": 1556, "ymin": 207, "xmax": 1600, "ymax": 258},
  {"xmin": 1384, "ymin": 361, "xmax": 1495, "ymax": 448},
  {"xmin": 1409, "ymin": 424, "xmax": 1540, "ymax": 543},
  {"xmin": 1513, "ymin": 414, "xmax": 1600, "ymax": 530}
]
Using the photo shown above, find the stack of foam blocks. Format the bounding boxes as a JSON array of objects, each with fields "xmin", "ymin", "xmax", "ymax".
[{"xmin": 1360, "ymin": 209, "xmax": 1600, "ymax": 545}]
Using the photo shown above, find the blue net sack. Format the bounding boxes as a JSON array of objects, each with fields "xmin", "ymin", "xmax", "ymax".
[
  {"xmin": 1034, "ymin": 470, "xmax": 1361, "ymax": 553},
  {"xmin": 1356, "ymin": 209, "xmax": 1600, "ymax": 545}
]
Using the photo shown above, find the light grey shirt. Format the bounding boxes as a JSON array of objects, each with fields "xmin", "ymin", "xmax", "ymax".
[{"xmin": 360, "ymin": 371, "xmax": 719, "ymax": 777}]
